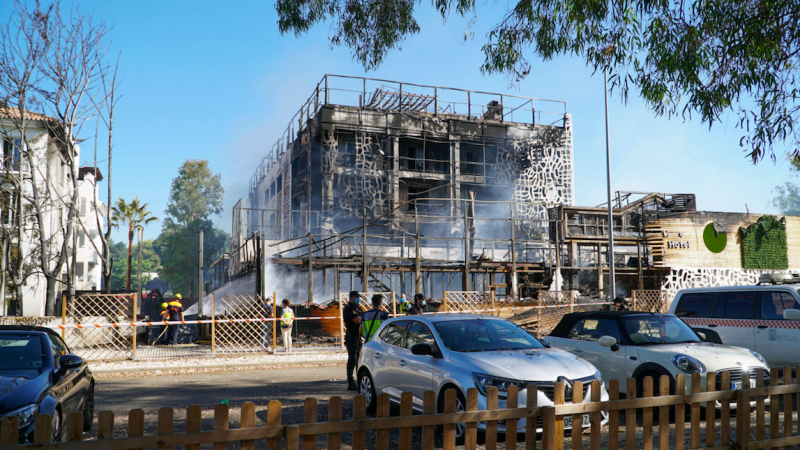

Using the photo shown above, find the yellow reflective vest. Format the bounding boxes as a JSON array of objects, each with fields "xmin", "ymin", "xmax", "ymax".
[{"xmin": 281, "ymin": 307, "xmax": 295, "ymax": 328}]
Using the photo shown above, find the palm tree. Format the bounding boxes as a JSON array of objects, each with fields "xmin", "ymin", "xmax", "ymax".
[{"xmin": 111, "ymin": 198, "xmax": 157, "ymax": 290}]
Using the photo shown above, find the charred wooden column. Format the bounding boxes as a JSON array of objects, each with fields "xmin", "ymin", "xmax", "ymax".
[
  {"xmin": 415, "ymin": 211, "xmax": 421, "ymax": 295},
  {"xmin": 362, "ymin": 209, "xmax": 369, "ymax": 292},
  {"xmin": 308, "ymin": 233, "xmax": 314, "ymax": 303},
  {"xmin": 509, "ymin": 203, "xmax": 518, "ymax": 299},
  {"xmin": 463, "ymin": 200, "xmax": 470, "ymax": 291}
]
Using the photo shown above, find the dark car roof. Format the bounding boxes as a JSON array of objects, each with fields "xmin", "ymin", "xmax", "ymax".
[
  {"xmin": 549, "ymin": 310, "xmax": 666, "ymax": 338},
  {"xmin": 0, "ymin": 326, "xmax": 62, "ymax": 339}
]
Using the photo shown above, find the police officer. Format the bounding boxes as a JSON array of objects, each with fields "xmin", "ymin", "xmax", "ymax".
[
  {"xmin": 407, "ymin": 293, "xmax": 426, "ymax": 315},
  {"xmin": 343, "ymin": 291, "xmax": 362, "ymax": 390},
  {"xmin": 361, "ymin": 295, "xmax": 389, "ymax": 342},
  {"xmin": 398, "ymin": 293, "xmax": 411, "ymax": 313},
  {"xmin": 280, "ymin": 299, "xmax": 295, "ymax": 352},
  {"xmin": 166, "ymin": 294, "xmax": 185, "ymax": 345}
]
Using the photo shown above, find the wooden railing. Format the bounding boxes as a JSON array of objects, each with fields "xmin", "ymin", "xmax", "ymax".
[{"xmin": 1, "ymin": 369, "xmax": 799, "ymax": 449}]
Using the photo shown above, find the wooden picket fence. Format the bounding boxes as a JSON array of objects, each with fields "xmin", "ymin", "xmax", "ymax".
[{"xmin": 1, "ymin": 369, "xmax": 799, "ymax": 449}]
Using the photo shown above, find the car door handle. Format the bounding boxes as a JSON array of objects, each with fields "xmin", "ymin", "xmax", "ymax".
[
  {"xmin": 572, "ymin": 348, "xmax": 583, "ymax": 352},
  {"xmin": 374, "ymin": 353, "xmax": 382, "ymax": 359},
  {"xmin": 399, "ymin": 360, "xmax": 407, "ymax": 366},
  {"xmin": 629, "ymin": 356, "xmax": 638, "ymax": 361},
  {"xmin": 757, "ymin": 325, "xmax": 768, "ymax": 329},
  {"xmin": 707, "ymin": 324, "xmax": 718, "ymax": 328}
]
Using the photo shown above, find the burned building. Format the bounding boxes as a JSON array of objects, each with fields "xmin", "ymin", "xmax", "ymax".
[{"xmin": 244, "ymin": 75, "xmax": 574, "ymax": 240}]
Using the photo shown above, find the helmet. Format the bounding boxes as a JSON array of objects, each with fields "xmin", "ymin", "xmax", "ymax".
[
  {"xmin": 161, "ymin": 302, "xmax": 168, "ymax": 309},
  {"xmin": 175, "ymin": 293, "xmax": 182, "ymax": 300}
]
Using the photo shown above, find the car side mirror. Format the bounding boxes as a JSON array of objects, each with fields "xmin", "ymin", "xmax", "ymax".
[
  {"xmin": 411, "ymin": 343, "xmax": 433, "ymax": 356},
  {"xmin": 599, "ymin": 336, "xmax": 618, "ymax": 349},
  {"xmin": 696, "ymin": 331, "xmax": 708, "ymax": 341},
  {"xmin": 59, "ymin": 354, "xmax": 83, "ymax": 370},
  {"xmin": 784, "ymin": 309, "xmax": 800, "ymax": 321}
]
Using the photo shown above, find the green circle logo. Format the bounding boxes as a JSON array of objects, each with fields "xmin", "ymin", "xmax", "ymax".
[{"xmin": 703, "ymin": 223, "xmax": 727, "ymax": 253}]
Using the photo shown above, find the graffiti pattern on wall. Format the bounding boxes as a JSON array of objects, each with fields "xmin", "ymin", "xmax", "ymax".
[
  {"xmin": 491, "ymin": 118, "xmax": 574, "ymax": 220},
  {"xmin": 325, "ymin": 131, "xmax": 389, "ymax": 220},
  {"xmin": 661, "ymin": 267, "xmax": 800, "ymax": 302}
]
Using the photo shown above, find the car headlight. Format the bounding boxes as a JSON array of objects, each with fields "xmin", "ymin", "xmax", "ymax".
[
  {"xmin": 672, "ymin": 354, "xmax": 706, "ymax": 374},
  {"xmin": 749, "ymin": 350, "xmax": 768, "ymax": 367},
  {"xmin": 472, "ymin": 373, "xmax": 526, "ymax": 398},
  {"xmin": 0, "ymin": 404, "xmax": 38, "ymax": 428}
]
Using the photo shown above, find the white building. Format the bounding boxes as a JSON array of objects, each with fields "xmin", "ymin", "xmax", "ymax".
[
  {"xmin": 0, "ymin": 107, "xmax": 86, "ymax": 316},
  {"xmin": 75, "ymin": 167, "xmax": 106, "ymax": 291}
]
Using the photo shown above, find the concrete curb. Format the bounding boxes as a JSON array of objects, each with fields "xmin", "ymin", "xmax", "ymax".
[{"xmin": 91, "ymin": 358, "xmax": 346, "ymax": 374}]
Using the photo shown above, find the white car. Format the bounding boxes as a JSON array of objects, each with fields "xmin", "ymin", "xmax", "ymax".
[
  {"xmin": 668, "ymin": 281, "xmax": 800, "ymax": 368},
  {"xmin": 546, "ymin": 311, "xmax": 770, "ymax": 402},
  {"xmin": 357, "ymin": 314, "xmax": 609, "ymax": 442}
]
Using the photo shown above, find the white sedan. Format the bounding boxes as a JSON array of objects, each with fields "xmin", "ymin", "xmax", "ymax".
[{"xmin": 545, "ymin": 311, "xmax": 770, "ymax": 402}]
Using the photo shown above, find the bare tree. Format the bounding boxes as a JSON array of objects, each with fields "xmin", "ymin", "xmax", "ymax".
[
  {"xmin": 33, "ymin": 2, "xmax": 110, "ymax": 315},
  {"xmin": 0, "ymin": 0, "xmax": 55, "ymax": 315}
]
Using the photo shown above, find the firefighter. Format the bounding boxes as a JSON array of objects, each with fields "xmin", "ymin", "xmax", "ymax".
[
  {"xmin": 361, "ymin": 295, "xmax": 389, "ymax": 342},
  {"xmin": 157, "ymin": 302, "xmax": 169, "ymax": 345},
  {"xmin": 166, "ymin": 294, "xmax": 185, "ymax": 345},
  {"xmin": 280, "ymin": 299, "xmax": 294, "ymax": 352}
]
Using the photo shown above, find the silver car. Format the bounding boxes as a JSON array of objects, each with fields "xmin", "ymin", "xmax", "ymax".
[{"xmin": 357, "ymin": 314, "xmax": 609, "ymax": 441}]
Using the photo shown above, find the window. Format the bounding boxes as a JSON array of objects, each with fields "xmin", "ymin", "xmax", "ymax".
[
  {"xmin": 78, "ymin": 230, "xmax": 85, "ymax": 247},
  {"xmin": 621, "ymin": 316, "xmax": 701, "ymax": 345},
  {"xmin": 760, "ymin": 292, "xmax": 800, "ymax": 320},
  {"xmin": 76, "ymin": 262, "xmax": 84, "ymax": 278},
  {"xmin": 568, "ymin": 319, "xmax": 620, "ymax": 342},
  {"xmin": 48, "ymin": 334, "xmax": 69, "ymax": 367},
  {"xmin": 3, "ymin": 139, "xmax": 20, "ymax": 171},
  {"xmin": 433, "ymin": 319, "xmax": 543, "ymax": 352},
  {"xmin": 718, "ymin": 292, "xmax": 756, "ymax": 319},
  {"xmin": 0, "ymin": 334, "xmax": 44, "ymax": 370},
  {"xmin": 80, "ymin": 198, "xmax": 87, "ymax": 215},
  {"xmin": 674, "ymin": 293, "xmax": 715, "ymax": 317},
  {"xmin": 379, "ymin": 321, "xmax": 407, "ymax": 347},
  {"xmin": 405, "ymin": 321, "xmax": 436, "ymax": 349}
]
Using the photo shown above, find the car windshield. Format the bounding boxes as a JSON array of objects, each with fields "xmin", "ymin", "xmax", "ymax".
[
  {"xmin": 433, "ymin": 319, "xmax": 544, "ymax": 352},
  {"xmin": 621, "ymin": 316, "xmax": 701, "ymax": 346},
  {"xmin": 0, "ymin": 334, "xmax": 44, "ymax": 370}
]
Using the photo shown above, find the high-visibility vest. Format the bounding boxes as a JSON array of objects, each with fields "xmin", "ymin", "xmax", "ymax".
[
  {"xmin": 361, "ymin": 309, "xmax": 387, "ymax": 341},
  {"xmin": 399, "ymin": 298, "xmax": 411, "ymax": 312},
  {"xmin": 281, "ymin": 308, "xmax": 295, "ymax": 327}
]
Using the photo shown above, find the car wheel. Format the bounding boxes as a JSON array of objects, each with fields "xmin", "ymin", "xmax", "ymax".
[
  {"xmin": 83, "ymin": 386, "xmax": 95, "ymax": 431},
  {"xmin": 358, "ymin": 371, "xmax": 377, "ymax": 414},
  {"xmin": 52, "ymin": 409, "xmax": 62, "ymax": 442},
  {"xmin": 439, "ymin": 388, "xmax": 467, "ymax": 445}
]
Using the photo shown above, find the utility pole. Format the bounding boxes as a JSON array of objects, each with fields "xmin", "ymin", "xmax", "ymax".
[
  {"xmin": 198, "ymin": 229, "xmax": 204, "ymax": 315},
  {"xmin": 603, "ymin": 45, "xmax": 617, "ymax": 301},
  {"xmin": 137, "ymin": 228, "xmax": 143, "ymax": 316}
]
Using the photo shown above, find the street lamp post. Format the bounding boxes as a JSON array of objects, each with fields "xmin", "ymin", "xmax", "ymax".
[{"xmin": 603, "ymin": 45, "xmax": 617, "ymax": 302}]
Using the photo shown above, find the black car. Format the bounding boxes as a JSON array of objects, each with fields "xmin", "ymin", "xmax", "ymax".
[{"xmin": 0, "ymin": 326, "xmax": 95, "ymax": 443}]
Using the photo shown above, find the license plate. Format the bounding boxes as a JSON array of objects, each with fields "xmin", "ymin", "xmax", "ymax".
[
  {"xmin": 732, "ymin": 381, "xmax": 742, "ymax": 390},
  {"xmin": 563, "ymin": 414, "xmax": 591, "ymax": 429}
]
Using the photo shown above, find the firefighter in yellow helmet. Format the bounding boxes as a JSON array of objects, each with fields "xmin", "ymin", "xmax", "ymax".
[{"xmin": 166, "ymin": 294, "xmax": 185, "ymax": 345}]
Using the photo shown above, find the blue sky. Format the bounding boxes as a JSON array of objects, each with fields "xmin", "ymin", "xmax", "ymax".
[{"xmin": 4, "ymin": 1, "xmax": 796, "ymax": 243}]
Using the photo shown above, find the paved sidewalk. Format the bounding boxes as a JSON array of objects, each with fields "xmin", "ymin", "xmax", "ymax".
[{"xmin": 89, "ymin": 347, "xmax": 346, "ymax": 374}]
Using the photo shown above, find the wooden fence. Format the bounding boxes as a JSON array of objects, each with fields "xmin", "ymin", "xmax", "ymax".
[{"xmin": 2, "ymin": 369, "xmax": 799, "ymax": 450}]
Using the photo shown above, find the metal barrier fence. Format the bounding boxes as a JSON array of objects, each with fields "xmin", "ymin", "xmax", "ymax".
[
  {"xmin": 4, "ymin": 369, "xmax": 799, "ymax": 449},
  {"xmin": 443, "ymin": 291, "xmax": 492, "ymax": 313},
  {"xmin": 632, "ymin": 289, "xmax": 669, "ymax": 313},
  {"xmin": 64, "ymin": 293, "xmax": 134, "ymax": 362},
  {"xmin": 213, "ymin": 294, "xmax": 273, "ymax": 354}
]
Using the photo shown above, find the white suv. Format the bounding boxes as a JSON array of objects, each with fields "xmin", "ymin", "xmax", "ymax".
[{"xmin": 669, "ymin": 282, "xmax": 800, "ymax": 368}]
